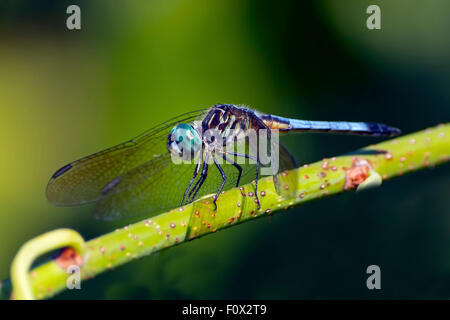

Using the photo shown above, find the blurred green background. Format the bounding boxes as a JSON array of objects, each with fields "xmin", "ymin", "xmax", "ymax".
[{"xmin": 0, "ymin": 0, "xmax": 449, "ymax": 299}]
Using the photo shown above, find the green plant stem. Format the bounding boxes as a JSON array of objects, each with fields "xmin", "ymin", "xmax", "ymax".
[
  {"xmin": 10, "ymin": 229, "xmax": 86, "ymax": 300},
  {"xmin": 1, "ymin": 123, "xmax": 448, "ymax": 300}
]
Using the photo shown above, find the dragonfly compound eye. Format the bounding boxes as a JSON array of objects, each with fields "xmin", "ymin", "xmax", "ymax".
[{"xmin": 167, "ymin": 124, "xmax": 202, "ymax": 161}]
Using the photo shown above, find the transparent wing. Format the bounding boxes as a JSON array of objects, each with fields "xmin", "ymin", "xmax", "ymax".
[
  {"xmin": 273, "ymin": 142, "xmax": 298, "ymax": 198},
  {"xmin": 244, "ymin": 114, "xmax": 298, "ymax": 198},
  {"xmin": 46, "ymin": 110, "xmax": 207, "ymax": 206},
  {"xmin": 94, "ymin": 153, "xmax": 256, "ymax": 220}
]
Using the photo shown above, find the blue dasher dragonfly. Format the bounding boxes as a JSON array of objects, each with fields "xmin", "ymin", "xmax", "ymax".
[{"xmin": 47, "ymin": 104, "xmax": 400, "ymax": 220}]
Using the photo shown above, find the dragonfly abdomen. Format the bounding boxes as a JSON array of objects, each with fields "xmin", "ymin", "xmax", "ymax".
[{"xmin": 262, "ymin": 114, "xmax": 400, "ymax": 137}]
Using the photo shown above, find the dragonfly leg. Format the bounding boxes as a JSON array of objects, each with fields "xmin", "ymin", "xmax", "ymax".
[
  {"xmin": 254, "ymin": 159, "xmax": 260, "ymax": 208},
  {"xmin": 187, "ymin": 161, "xmax": 206, "ymax": 200},
  {"xmin": 221, "ymin": 153, "xmax": 242, "ymax": 187},
  {"xmin": 181, "ymin": 162, "xmax": 200, "ymax": 206},
  {"xmin": 226, "ymin": 152, "xmax": 261, "ymax": 209},
  {"xmin": 187, "ymin": 161, "xmax": 209, "ymax": 203},
  {"xmin": 212, "ymin": 154, "xmax": 227, "ymax": 210}
]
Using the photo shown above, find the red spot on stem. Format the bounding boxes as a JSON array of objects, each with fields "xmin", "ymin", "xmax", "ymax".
[
  {"xmin": 344, "ymin": 159, "xmax": 371, "ymax": 190},
  {"xmin": 54, "ymin": 247, "xmax": 83, "ymax": 270}
]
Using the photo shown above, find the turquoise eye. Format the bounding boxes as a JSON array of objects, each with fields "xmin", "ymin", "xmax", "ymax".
[{"xmin": 167, "ymin": 124, "xmax": 201, "ymax": 160}]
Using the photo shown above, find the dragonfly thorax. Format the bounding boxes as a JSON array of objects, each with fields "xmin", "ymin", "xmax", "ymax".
[{"xmin": 167, "ymin": 123, "xmax": 202, "ymax": 161}]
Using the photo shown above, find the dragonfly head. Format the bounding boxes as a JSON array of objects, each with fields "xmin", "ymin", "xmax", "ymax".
[{"xmin": 167, "ymin": 123, "xmax": 202, "ymax": 161}]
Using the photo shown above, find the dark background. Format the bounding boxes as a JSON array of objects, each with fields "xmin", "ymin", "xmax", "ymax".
[{"xmin": 0, "ymin": 0, "xmax": 449, "ymax": 299}]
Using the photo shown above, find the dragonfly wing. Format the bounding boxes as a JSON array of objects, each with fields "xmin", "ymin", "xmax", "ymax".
[
  {"xmin": 273, "ymin": 142, "xmax": 298, "ymax": 197},
  {"xmin": 94, "ymin": 153, "xmax": 193, "ymax": 220},
  {"xmin": 47, "ymin": 140, "xmax": 142, "ymax": 205},
  {"xmin": 94, "ymin": 154, "xmax": 256, "ymax": 220},
  {"xmin": 46, "ymin": 110, "xmax": 206, "ymax": 206}
]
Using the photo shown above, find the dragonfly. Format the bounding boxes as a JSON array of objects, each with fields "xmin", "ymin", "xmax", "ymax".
[{"xmin": 47, "ymin": 104, "xmax": 401, "ymax": 220}]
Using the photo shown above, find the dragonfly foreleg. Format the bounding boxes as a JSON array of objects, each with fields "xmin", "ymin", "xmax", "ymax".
[
  {"xmin": 212, "ymin": 154, "xmax": 227, "ymax": 210},
  {"xmin": 181, "ymin": 162, "xmax": 200, "ymax": 206},
  {"xmin": 226, "ymin": 151, "xmax": 261, "ymax": 209},
  {"xmin": 187, "ymin": 161, "xmax": 209, "ymax": 203}
]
